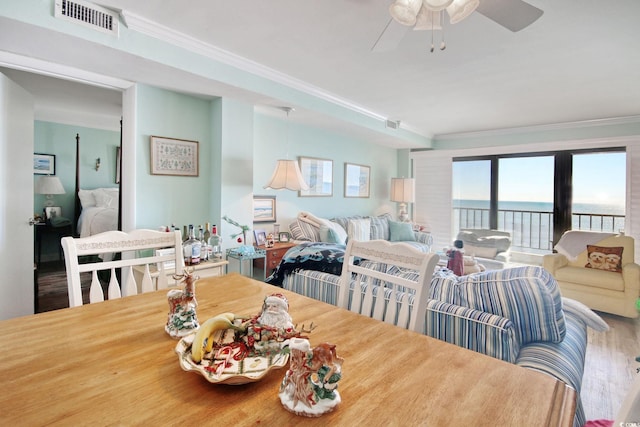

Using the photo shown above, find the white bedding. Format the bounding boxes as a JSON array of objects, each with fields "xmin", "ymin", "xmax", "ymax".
[{"xmin": 77, "ymin": 206, "xmax": 118, "ymax": 238}]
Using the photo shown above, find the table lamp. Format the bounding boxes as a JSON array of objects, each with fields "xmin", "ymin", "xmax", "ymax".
[
  {"xmin": 35, "ymin": 175, "xmax": 65, "ymax": 207},
  {"xmin": 390, "ymin": 177, "xmax": 415, "ymax": 222}
]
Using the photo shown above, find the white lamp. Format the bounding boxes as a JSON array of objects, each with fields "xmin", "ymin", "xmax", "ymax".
[
  {"xmin": 35, "ymin": 175, "xmax": 65, "ymax": 207},
  {"xmin": 390, "ymin": 178, "xmax": 415, "ymax": 222},
  {"xmin": 264, "ymin": 107, "xmax": 309, "ymax": 191}
]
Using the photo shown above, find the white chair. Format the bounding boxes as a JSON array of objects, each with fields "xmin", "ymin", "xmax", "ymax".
[
  {"xmin": 337, "ymin": 239, "xmax": 438, "ymax": 333},
  {"xmin": 62, "ymin": 229, "xmax": 183, "ymax": 307}
]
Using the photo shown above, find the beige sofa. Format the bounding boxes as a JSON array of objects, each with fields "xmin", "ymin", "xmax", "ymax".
[{"xmin": 543, "ymin": 231, "xmax": 640, "ymax": 318}]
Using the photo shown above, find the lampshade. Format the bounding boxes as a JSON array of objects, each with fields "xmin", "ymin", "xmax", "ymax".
[
  {"xmin": 264, "ymin": 160, "xmax": 310, "ymax": 191},
  {"xmin": 414, "ymin": 6, "xmax": 442, "ymax": 30},
  {"xmin": 422, "ymin": 0, "xmax": 454, "ymax": 12},
  {"xmin": 390, "ymin": 178, "xmax": 415, "ymax": 203},
  {"xmin": 389, "ymin": 0, "xmax": 422, "ymax": 26},
  {"xmin": 447, "ymin": 0, "xmax": 479, "ymax": 24},
  {"xmin": 35, "ymin": 176, "xmax": 65, "ymax": 195}
]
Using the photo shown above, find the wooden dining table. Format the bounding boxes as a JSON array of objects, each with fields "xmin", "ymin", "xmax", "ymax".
[{"xmin": 0, "ymin": 273, "xmax": 576, "ymax": 426}]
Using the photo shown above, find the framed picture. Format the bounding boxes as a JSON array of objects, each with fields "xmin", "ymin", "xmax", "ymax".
[
  {"xmin": 253, "ymin": 195, "xmax": 277, "ymax": 223},
  {"xmin": 254, "ymin": 229, "xmax": 267, "ymax": 246},
  {"xmin": 150, "ymin": 136, "xmax": 199, "ymax": 177},
  {"xmin": 299, "ymin": 156, "xmax": 333, "ymax": 197},
  {"xmin": 344, "ymin": 163, "xmax": 371, "ymax": 198},
  {"xmin": 44, "ymin": 206, "xmax": 62, "ymax": 221},
  {"xmin": 115, "ymin": 146, "xmax": 121, "ymax": 184},
  {"xmin": 34, "ymin": 153, "xmax": 55, "ymax": 175},
  {"xmin": 279, "ymin": 232, "xmax": 291, "ymax": 243}
]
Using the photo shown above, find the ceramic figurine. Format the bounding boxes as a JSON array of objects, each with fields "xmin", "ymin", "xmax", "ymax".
[
  {"xmin": 279, "ymin": 338, "xmax": 343, "ymax": 417},
  {"xmin": 165, "ymin": 269, "xmax": 199, "ymax": 338},
  {"xmin": 266, "ymin": 233, "xmax": 275, "ymax": 248}
]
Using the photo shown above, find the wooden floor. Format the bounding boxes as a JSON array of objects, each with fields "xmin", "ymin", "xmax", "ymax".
[{"xmin": 36, "ymin": 261, "xmax": 639, "ymax": 421}]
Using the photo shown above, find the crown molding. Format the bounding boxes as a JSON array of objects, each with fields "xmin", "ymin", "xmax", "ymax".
[
  {"xmin": 434, "ymin": 115, "xmax": 640, "ymax": 141},
  {"xmin": 120, "ymin": 10, "xmax": 391, "ymax": 125}
]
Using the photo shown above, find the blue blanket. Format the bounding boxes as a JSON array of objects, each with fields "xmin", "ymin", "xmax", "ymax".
[{"xmin": 265, "ymin": 242, "xmax": 347, "ymax": 287}]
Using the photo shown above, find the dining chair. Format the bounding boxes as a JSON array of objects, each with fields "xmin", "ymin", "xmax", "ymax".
[
  {"xmin": 61, "ymin": 229, "xmax": 183, "ymax": 307},
  {"xmin": 337, "ymin": 239, "xmax": 439, "ymax": 333}
]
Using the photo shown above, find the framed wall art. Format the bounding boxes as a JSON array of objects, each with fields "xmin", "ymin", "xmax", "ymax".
[
  {"xmin": 344, "ymin": 163, "xmax": 370, "ymax": 198},
  {"xmin": 34, "ymin": 153, "xmax": 55, "ymax": 175},
  {"xmin": 150, "ymin": 136, "xmax": 199, "ymax": 177},
  {"xmin": 253, "ymin": 195, "xmax": 277, "ymax": 223},
  {"xmin": 299, "ymin": 156, "xmax": 333, "ymax": 197}
]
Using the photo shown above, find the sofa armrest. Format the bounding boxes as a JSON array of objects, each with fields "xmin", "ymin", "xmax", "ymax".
[
  {"xmin": 413, "ymin": 230, "xmax": 433, "ymax": 247},
  {"xmin": 542, "ymin": 253, "xmax": 568, "ymax": 275},
  {"xmin": 425, "ymin": 299, "xmax": 520, "ymax": 363},
  {"xmin": 622, "ymin": 262, "xmax": 640, "ymax": 294}
]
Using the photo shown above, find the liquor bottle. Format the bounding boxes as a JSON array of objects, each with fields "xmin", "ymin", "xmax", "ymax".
[
  {"xmin": 182, "ymin": 225, "xmax": 188, "ymax": 242},
  {"xmin": 204, "ymin": 222, "xmax": 211, "ymax": 242},
  {"xmin": 198, "ymin": 225, "xmax": 208, "ymax": 261},
  {"xmin": 183, "ymin": 225, "xmax": 201, "ymax": 265},
  {"xmin": 208, "ymin": 224, "xmax": 221, "ymax": 259}
]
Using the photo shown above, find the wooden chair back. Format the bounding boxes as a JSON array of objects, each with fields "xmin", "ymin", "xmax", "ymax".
[
  {"xmin": 337, "ymin": 239, "xmax": 438, "ymax": 333},
  {"xmin": 61, "ymin": 229, "xmax": 183, "ymax": 307}
]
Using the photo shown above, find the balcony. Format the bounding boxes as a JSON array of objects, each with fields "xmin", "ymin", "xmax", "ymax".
[{"xmin": 454, "ymin": 207, "xmax": 625, "ymax": 254}]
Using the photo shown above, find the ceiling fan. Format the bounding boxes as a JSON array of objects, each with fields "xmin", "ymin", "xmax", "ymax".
[{"xmin": 372, "ymin": 0, "xmax": 544, "ymax": 52}]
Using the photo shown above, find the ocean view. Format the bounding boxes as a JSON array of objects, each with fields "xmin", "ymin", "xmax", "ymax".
[{"xmin": 453, "ymin": 199, "xmax": 626, "ymax": 252}]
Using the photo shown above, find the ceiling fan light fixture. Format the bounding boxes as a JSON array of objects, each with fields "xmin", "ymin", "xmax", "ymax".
[
  {"xmin": 446, "ymin": 0, "xmax": 479, "ymax": 24},
  {"xmin": 414, "ymin": 7, "xmax": 442, "ymax": 30},
  {"xmin": 389, "ymin": 0, "xmax": 422, "ymax": 26},
  {"xmin": 422, "ymin": 0, "xmax": 453, "ymax": 12}
]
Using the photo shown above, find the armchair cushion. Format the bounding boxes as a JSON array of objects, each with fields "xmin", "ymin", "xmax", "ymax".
[{"xmin": 430, "ymin": 266, "xmax": 566, "ymax": 345}]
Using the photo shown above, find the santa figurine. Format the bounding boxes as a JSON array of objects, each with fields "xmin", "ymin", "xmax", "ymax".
[{"xmin": 446, "ymin": 239, "xmax": 465, "ymax": 276}]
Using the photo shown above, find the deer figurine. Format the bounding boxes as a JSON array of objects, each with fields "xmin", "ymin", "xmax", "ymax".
[{"xmin": 165, "ymin": 269, "xmax": 200, "ymax": 338}]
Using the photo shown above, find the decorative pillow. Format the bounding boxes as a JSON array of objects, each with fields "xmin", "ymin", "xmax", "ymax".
[
  {"xmin": 93, "ymin": 189, "xmax": 114, "ymax": 208},
  {"xmin": 389, "ymin": 220, "xmax": 416, "ymax": 242},
  {"xmin": 370, "ymin": 213, "xmax": 392, "ymax": 240},
  {"xmin": 430, "ymin": 266, "xmax": 566, "ymax": 345},
  {"xmin": 289, "ymin": 219, "xmax": 320, "ymax": 241},
  {"xmin": 319, "ymin": 225, "xmax": 346, "ymax": 244},
  {"xmin": 585, "ymin": 245, "xmax": 623, "ymax": 273},
  {"xmin": 347, "ymin": 218, "xmax": 371, "ymax": 242}
]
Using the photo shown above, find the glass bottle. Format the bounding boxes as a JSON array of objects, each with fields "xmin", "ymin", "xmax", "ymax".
[
  {"xmin": 204, "ymin": 222, "xmax": 211, "ymax": 242},
  {"xmin": 184, "ymin": 225, "xmax": 201, "ymax": 265},
  {"xmin": 198, "ymin": 225, "xmax": 208, "ymax": 261},
  {"xmin": 208, "ymin": 224, "xmax": 221, "ymax": 259}
]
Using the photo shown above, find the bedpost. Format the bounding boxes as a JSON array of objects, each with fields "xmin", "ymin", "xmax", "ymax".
[{"xmin": 73, "ymin": 133, "xmax": 80, "ymax": 236}]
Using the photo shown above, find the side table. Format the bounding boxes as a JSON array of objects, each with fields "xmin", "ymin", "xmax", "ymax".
[
  {"xmin": 253, "ymin": 241, "xmax": 297, "ymax": 277},
  {"xmin": 226, "ymin": 248, "xmax": 267, "ymax": 280},
  {"xmin": 34, "ymin": 222, "xmax": 73, "ymax": 264}
]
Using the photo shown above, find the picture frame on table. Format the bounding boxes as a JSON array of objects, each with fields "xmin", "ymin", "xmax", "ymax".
[
  {"xmin": 254, "ymin": 229, "xmax": 267, "ymax": 246},
  {"xmin": 34, "ymin": 153, "xmax": 55, "ymax": 175},
  {"xmin": 253, "ymin": 195, "xmax": 276, "ymax": 223},
  {"xmin": 298, "ymin": 156, "xmax": 333, "ymax": 197},
  {"xmin": 278, "ymin": 232, "xmax": 291, "ymax": 243},
  {"xmin": 344, "ymin": 162, "xmax": 370, "ymax": 198},
  {"xmin": 44, "ymin": 206, "xmax": 62, "ymax": 221},
  {"xmin": 150, "ymin": 136, "xmax": 199, "ymax": 177}
]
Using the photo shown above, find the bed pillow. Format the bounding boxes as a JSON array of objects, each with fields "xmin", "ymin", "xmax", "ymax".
[
  {"xmin": 94, "ymin": 188, "xmax": 118, "ymax": 208},
  {"xmin": 389, "ymin": 220, "xmax": 416, "ymax": 242},
  {"xmin": 347, "ymin": 218, "xmax": 371, "ymax": 242},
  {"xmin": 585, "ymin": 245, "xmax": 623, "ymax": 273},
  {"xmin": 78, "ymin": 189, "xmax": 96, "ymax": 208}
]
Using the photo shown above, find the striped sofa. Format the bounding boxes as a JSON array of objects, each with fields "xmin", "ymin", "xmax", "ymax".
[{"xmin": 284, "ymin": 265, "xmax": 607, "ymax": 427}]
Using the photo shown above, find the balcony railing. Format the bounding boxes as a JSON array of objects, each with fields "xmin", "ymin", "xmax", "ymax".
[{"xmin": 454, "ymin": 207, "xmax": 625, "ymax": 253}]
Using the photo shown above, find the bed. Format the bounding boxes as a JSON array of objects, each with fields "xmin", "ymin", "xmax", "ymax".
[{"xmin": 72, "ymin": 133, "xmax": 121, "ymax": 237}]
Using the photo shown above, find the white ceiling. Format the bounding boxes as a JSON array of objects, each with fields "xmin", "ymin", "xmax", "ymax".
[{"xmin": 2, "ymin": 0, "xmax": 640, "ymax": 146}]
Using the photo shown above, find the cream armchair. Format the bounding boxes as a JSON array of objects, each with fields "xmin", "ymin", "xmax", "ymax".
[{"xmin": 543, "ymin": 231, "xmax": 640, "ymax": 318}]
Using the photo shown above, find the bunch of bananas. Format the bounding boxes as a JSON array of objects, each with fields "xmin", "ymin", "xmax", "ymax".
[{"xmin": 190, "ymin": 313, "xmax": 244, "ymax": 363}]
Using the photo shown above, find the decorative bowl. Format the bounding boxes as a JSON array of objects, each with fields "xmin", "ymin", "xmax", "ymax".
[{"xmin": 175, "ymin": 333, "xmax": 289, "ymax": 385}]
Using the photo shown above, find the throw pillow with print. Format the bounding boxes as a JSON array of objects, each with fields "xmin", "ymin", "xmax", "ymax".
[{"xmin": 585, "ymin": 245, "xmax": 623, "ymax": 273}]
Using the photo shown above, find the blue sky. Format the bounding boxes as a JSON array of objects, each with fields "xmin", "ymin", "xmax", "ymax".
[{"xmin": 453, "ymin": 152, "xmax": 625, "ymax": 206}]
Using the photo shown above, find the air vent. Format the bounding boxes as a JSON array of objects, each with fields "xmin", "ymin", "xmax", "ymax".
[
  {"xmin": 386, "ymin": 119, "xmax": 401, "ymax": 130},
  {"xmin": 54, "ymin": 0, "xmax": 119, "ymax": 36}
]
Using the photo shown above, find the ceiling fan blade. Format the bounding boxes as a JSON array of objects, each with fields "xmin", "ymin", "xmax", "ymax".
[
  {"xmin": 476, "ymin": 0, "xmax": 543, "ymax": 32},
  {"xmin": 371, "ymin": 18, "xmax": 411, "ymax": 52}
]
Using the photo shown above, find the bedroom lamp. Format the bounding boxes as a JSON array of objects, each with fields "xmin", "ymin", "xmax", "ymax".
[
  {"xmin": 264, "ymin": 107, "xmax": 309, "ymax": 191},
  {"xmin": 35, "ymin": 175, "xmax": 66, "ymax": 207},
  {"xmin": 390, "ymin": 177, "xmax": 415, "ymax": 222}
]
